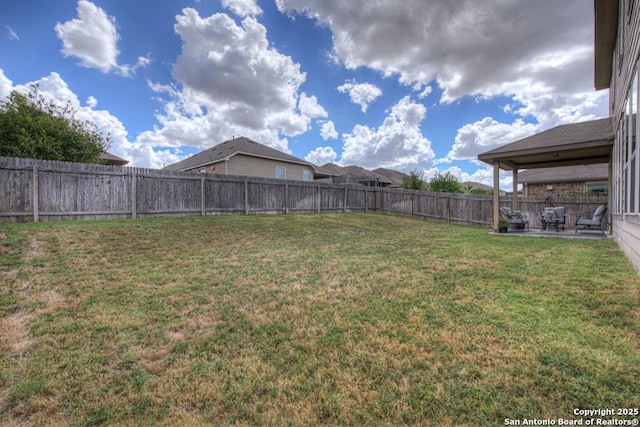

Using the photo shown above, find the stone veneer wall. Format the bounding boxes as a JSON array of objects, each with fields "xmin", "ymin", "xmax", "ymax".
[{"xmin": 524, "ymin": 182, "xmax": 585, "ymax": 197}]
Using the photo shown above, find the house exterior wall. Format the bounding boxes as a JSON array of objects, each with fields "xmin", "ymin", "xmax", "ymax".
[
  {"xmin": 198, "ymin": 161, "xmax": 225, "ymax": 174},
  {"xmin": 523, "ymin": 181, "xmax": 608, "ymax": 197},
  {"xmin": 225, "ymin": 154, "xmax": 315, "ymax": 181},
  {"xmin": 610, "ymin": 0, "xmax": 640, "ymax": 272}
]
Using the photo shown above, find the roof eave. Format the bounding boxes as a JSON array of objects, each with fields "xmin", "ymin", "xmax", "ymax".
[
  {"xmin": 478, "ymin": 139, "xmax": 613, "ymax": 170},
  {"xmin": 594, "ymin": 0, "xmax": 619, "ymax": 90},
  {"xmin": 179, "ymin": 150, "xmax": 323, "ymax": 173}
]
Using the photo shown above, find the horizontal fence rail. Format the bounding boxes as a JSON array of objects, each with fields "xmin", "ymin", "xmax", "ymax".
[{"xmin": 0, "ymin": 156, "xmax": 608, "ymax": 228}]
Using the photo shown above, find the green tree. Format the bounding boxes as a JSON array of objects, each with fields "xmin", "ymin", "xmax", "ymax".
[
  {"xmin": 402, "ymin": 169, "xmax": 427, "ymax": 190},
  {"xmin": 429, "ymin": 171, "xmax": 462, "ymax": 193},
  {"xmin": 0, "ymin": 84, "xmax": 109, "ymax": 163}
]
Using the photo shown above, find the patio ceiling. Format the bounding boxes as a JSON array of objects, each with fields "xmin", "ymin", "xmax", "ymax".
[{"xmin": 478, "ymin": 118, "xmax": 614, "ymax": 171}]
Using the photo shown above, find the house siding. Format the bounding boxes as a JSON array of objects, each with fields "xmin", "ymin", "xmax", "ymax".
[
  {"xmin": 226, "ymin": 154, "xmax": 315, "ymax": 181},
  {"xmin": 610, "ymin": 0, "xmax": 640, "ymax": 272},
  {"xmin": 197, "ymin": 161, "xmax": 225, "ymax": 174},
  {"xmin": 613, "ymin": 215, "xmax": 640, "ymax": 273}
]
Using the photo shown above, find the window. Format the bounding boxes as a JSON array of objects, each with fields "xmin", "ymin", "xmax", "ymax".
[
  {"xmin": 276, "ymin": 166, "xmax": 286, "ymax": 180},
  {"xmin": 613, "ymin": 122, "xmax": 622, "ymax": 214},
  {"xmin": 303, "ymin": 170, "xmax": 313, "ymax": 181},
  {"xmin": 630, "ymin": 71, "xmax": 638, "ymax": 213},
  {"xmin": 586, "ymin": 183, "xmax": 608, "ymax": 195},
  {"xmin": 618, "ymin": 67, "xmax": 640, "ymax": 215}
]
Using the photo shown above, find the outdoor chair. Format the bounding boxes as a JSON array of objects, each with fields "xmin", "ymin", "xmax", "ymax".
[
  {"xmin": 499, "ymin": 207, "xmax": 529, "ymax": 231},
  {"xmin": 575, "ymin": 205, "xmax": 607, "ymax": 234},
  {"xmin": 540, "ymin": 206, "xmax": 566, "ymax": 232}
]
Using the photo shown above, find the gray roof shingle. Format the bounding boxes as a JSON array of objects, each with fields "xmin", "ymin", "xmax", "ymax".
[
  {"xmin": 319, "ymin": 163, "xmax": 393, "ymax": 184},
  {"xmin": 164, "ymin": 137, "xmax": 318, "ymax": 171},
  {"xmin": 481, "ymin": 118, "xmax": 613, "ymax": 156},
  {"xmin": 519, "ymin": 164, "xmax": 609, "ymax": 183},
  {"xmin": 372, "ymin": 167, "xmax": 407, "ymax": 186}
]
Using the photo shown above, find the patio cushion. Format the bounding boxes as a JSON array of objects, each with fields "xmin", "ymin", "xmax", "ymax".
[
  {"xmin": 575, "ymin": 205, "xmax": 607, "ymax": 234},
  {"xmin": 592, "ymin": 205, "xmax": 606, "ymax": 221},
  {"xmin": 542, "ymin": 207, "xmax": 566, "ymax": 221}
]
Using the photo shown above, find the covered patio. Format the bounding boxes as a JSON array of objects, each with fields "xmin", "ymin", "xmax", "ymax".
[{"xmin": 477, "ymin": 118, "xmax": 614, "ymax": 232}]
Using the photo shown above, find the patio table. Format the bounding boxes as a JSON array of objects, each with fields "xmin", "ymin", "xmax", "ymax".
[
  {"xmin": 540, "ymin": 207, "xmax": 566, "ymax": 232},
  {"xmin": 541, "ymin": 218, "xmax": 564, "ymax": 232}
]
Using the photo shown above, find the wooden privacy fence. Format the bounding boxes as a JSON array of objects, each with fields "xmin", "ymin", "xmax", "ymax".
[
  {"xmin": 0, "ymin": 156, "xmax": 381, "ymax": 221},
  {"xmin": 0, "ymin": 156, "xmax": 608, "ymax": 228}
]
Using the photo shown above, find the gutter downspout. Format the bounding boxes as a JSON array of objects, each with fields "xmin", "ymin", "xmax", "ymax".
[
  {"xmin": 493, "ymin": 163, "xmax": 500, "ymax": 232},
  {"xmin": 512, "ymin": 169, "xmax": 519, "ymax": 211}
]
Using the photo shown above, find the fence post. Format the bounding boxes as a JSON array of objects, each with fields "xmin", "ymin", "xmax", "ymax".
[
  {"xmin": 130, "ymin": 170, "xmax": 137, "ymax": 219},
  {"xmin": 201, "ymin": 175, "xmax": 205, "ymax": 216},
  {"xmin": 317, "ymin": 185, "xmax": 321, "ymax": 213},
  {"xmin": 447, "ymin": 194, "xmax": 451, "ymax": 223},
  {"xmin": 411, "ymin": 193, "xmax": 414, "ymax": 217},
  {"xmin": 285, "ymin": 182, "xmax": 289, "ymax": 214},
  {"xmin": 365, "ymin": 189, "xmax": 368, "ymax": 213},
  {"xmin": 344, "ymin": 187, "xmax": 348, "ymax": 212},
  {"xmin": 244, "ymin": 180, "xmax": 249, "ymax": 215},
  {"xmin": 374, "ymin": 188, "xmax": 378, "ymax": 212},
  {"xmin": 32, "ymin": 165, "xmax": 39, "ymax": 222}
]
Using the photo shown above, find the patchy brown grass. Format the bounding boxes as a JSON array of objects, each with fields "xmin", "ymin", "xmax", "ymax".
[{"xmin": 0, "ymin": 213, "xmax": 639, "ymax": 426}]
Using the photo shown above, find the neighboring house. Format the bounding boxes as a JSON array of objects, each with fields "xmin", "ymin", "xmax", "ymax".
[
  {"xmin": 372, "ymin": 167, "xmax": 407, "ymax": 188},
  {"xmin": 164, "ymin": 137, "xmax": 330, "ymax": 182},
  {"xmin": 100, "ymin": 151, "xmax": 129, "ymax": 166},
  {"xmin": 595, "ymin": 0, "xmax": 640, "ymax": 271},
  {"xmin": 519, "ymin": 164, "xmax": 609, "ymax": 197},
  {"xmin": 318, "ymin": 163, "xmax": 394, "ymax": 187}
]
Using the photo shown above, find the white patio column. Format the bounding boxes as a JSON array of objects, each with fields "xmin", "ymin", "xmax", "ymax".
[
  {"xmin": 512, "ymin": 169, "xmax": 519, "ymax": 211},
  {"xmin": 493, "ymin": 163, "xmax": 500, "ymax": 231}
]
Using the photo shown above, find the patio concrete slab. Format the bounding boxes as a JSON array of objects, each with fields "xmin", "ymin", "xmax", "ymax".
[{"xmin": 489, "ymin": 229, "xmax": 611, "ymax": 240}]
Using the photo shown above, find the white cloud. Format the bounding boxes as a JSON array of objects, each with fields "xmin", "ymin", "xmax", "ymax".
[
  {"xmin": 136, "ymin": 8, "xmax": 327, "ymax": 154},
  {"xmin": 338, "ymin": 96, "xmax": 434, "ymax": 171},
  {"xmin": 222, "ymin": 0, "xmax": 263, "ymax": 17},
  {"xmin": 298, "ymin": 92, "xmax": 328, "ymax": 118},
  {"xmin": 319, "ymin": 120, "xmax": 338, "ymax": 140},
  {"xmin": 54, "ymin": 0, "xmax": 150, "ymax": 76},
  {"xmin": 463, "ymin": 164, "xmax": 518, "ymax": 191},
  {"xmin": 415, "ymin": 85, "xmax": 432, "ymax": 99},
  {"xmin": 337, "ymin": 80, "xmax": 382, "ymax": 113},
  {"xmin": 0, "ymin": 69, "xmax": 13, "ymax": 99},
  {"xmin": 446, "ymin": 117, "xmax": 539, "ymax": 161},
  {"xmin": 276, "ymin": 0, "xmax": 608, "ymax": 128},
  {"xmin": 55, "ymin": 0, "xmax": 119, "ymax": 72},
  {"xmin": 85, "ymin": 96, "xmax": 98, "ymax": 108},
  {"xmin": 305, "ymin": 146, "xmax": 337, "ymax": 165},
  {"xmin": 6, "ymin": 26, "xmax": 19, "ymax": 41}
]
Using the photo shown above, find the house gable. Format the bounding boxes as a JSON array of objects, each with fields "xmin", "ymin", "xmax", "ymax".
[{"xmin": 164, "ymin": 136, "xmax": 329, "ymax": 181}]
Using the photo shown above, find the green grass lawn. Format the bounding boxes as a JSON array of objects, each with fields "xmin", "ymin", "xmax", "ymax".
[{"xmin": 1, "ymin": 213, "xmax": 639, "ymax": 426}]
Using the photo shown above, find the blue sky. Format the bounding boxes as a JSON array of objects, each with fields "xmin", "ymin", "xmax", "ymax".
[{"xmin": 0, "ymin": 0, "xmax": 609, "ymax": 188}]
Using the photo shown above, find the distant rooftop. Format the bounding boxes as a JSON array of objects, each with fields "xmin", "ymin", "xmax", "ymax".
[
  {"xmin": 519, "ymin": 164, "xmax": 609, "ymax": 184},
  {"xmin": 164, "ymin": 137, "xmax": 323, "ymax": 172},
  {"xmin": 100, "ymin": 151, "xmax": 128, "ymax": 166}
]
